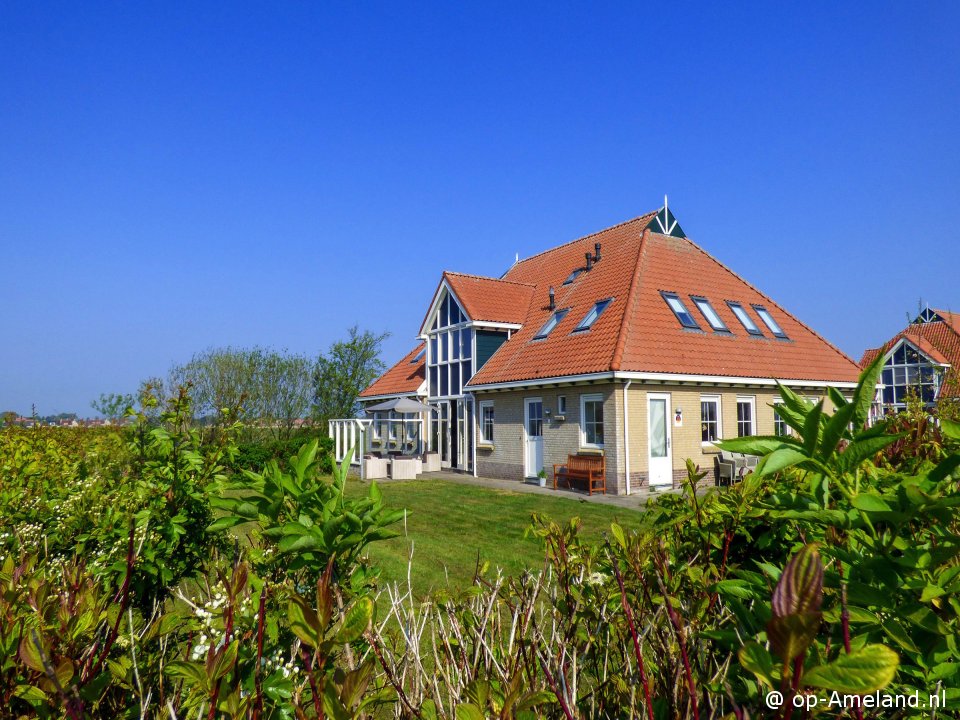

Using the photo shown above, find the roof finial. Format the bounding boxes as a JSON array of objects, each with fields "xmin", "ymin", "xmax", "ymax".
[
  {"xmin": 515, "ymin": 252, "xmax": 519, "ymax": 264},
  {"xmin": 664, "ymin": 194, "xmax": 668, "ymax": 215}
]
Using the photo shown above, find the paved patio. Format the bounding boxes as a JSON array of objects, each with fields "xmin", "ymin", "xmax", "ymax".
[{"xmin": 368, "ymin": 469, "xmax": 681, "ymax": 509}]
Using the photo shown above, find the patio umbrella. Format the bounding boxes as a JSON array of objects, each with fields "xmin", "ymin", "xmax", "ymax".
[{"xmin": 364, "ymin": 397, "xmax": 432, "ymax": 414}]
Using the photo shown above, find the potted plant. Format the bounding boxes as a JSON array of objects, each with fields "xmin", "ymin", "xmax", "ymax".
[{"xmin": 537, "ymin": 468, "xmax": 548, "ymax": 487}]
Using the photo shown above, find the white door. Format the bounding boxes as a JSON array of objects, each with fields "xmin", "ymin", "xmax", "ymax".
[
  {"xmin": 524, "ymin": 398, "xmax": 544, "ymax": 478},
  {"xmin": 648, "ymin": 393, "xmax": 672, "ymax": 487}
]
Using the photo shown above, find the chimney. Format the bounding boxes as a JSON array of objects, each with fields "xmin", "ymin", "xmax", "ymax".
[
  {"xmin": 594, "ymin": 242, "xmax": 602, "ymax": 263},
  {"xmin": 548, "ymin": 286, "xmax": 555, "ymax": 310},
  {"xmin": 585, "ymin": 252, "xmax": 593, "ymax": 271}
]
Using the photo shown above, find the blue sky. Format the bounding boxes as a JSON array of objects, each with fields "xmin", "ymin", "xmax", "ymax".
[{"xmin": 2, "ymin": 2, "xmax": 958, "ymax": 414}]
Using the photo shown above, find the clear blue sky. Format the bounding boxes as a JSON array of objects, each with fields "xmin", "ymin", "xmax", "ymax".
[{"xmin": 2, "ymin": 2, "xmax": 958, "ymax": 415}]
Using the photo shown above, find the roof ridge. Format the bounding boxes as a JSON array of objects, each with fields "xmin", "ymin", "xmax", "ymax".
[
  {"xmin": 443, "ymin": 270, "xmax": 536, "ymax": 288},
  {"xmin": 610, "ymin": 229, "xmax": 649, "ymax": 371},
  {"xmin": 510, "ymin": 211, "xmax": 658, "ymax": 269},
  {"xmin": 667, "ymin": 232, "xmax": 860, "ymax": 372}
]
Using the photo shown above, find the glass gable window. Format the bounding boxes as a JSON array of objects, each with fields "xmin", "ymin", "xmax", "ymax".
[
  {"xmin": 479, "ymin": 401, "xmax": 494, "ymax": 443},
  {"xmin": 662, "ymin": 292, "xmax": 700, "ymax": 329},
  {"xmin": 753, "ymin": 305, "xmax": 787, "ymax": 338},
  {"xmin": 581, "ymin": 394, "xmax": 604, "ymax": 447},
  {"xmin": 427, "ymin": 290, "xmax": 474, "ymax": 398},
  {"xmin": 700, "ymin": 396, "xmax": 720, "ymax": 443},
  {"xmin": 692, "ymin": 297, "xmax": 728, "ymax": 332},
  {"xmin": 574, "ymin": 299, "xmax": 612, "ymax": 332},
  {"xmin": 728, "ymin": 302, "xmax": 762, "ymax": 336},
  {"xmin": 534, "ymin": 309, "xmax": 569, "ymax": 340},
  {"xmin": 881, "ymin": 342, "xmax": 940, "ymax": 408},
  {"xmin": 737, "ymin": 396, "xmax": 755, "ymax": 437}
]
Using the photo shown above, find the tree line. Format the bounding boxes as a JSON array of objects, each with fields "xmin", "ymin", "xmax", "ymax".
[{"xmin": 91, "ymin": 326, "xmax": 389, "ymax": 437}]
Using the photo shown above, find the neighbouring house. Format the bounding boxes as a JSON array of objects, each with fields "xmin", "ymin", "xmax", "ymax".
[
  {"xmin": 860, "ymin": 307, "xmax": 960, "ymax": 414},
  {"xmin": 350, "ymin": 203, "xmax": 862, "ymax": 494}
]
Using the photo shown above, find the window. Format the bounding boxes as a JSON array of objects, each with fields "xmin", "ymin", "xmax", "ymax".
[
  {"xmin": 580, "ymin": 394, "xmax": 604, "ymax": 447},
  {"xmin": 727, "ymin": 302, "xmax": 762, "ymax": 336},
  {"xmin": 479, "ymin": 401, "xmax": 494, "ymax": 443},
  {"xmin": 557, "ymin": 395, "xmax": 567, "ymax": 415},
  {"xmin": 700, "ymin": 395, "xmax": 721, "ymax": 443},
  {"xmin": 881, "ymin": 341, "xmax": 941, "ymax": 409},
  {"xmin": 692, "ymin": 297, "xmax": 729, "ymax": 332},
  {"xmin": 774, "ymin": 403, "xmax": 789, "ymax": 436},
  {"xmin": 753, "ymin": 305, "xmax": 788, "ymax": 339},
  {"xmin": 412, "ymin": 347, "xmax": 426, "ymax": 363},
  {"xmin": 534, "ymin": 309, "xmax": 569, "ymax": 339},
  {"xmin": 427, "ymin": 289, "xmax": 474, "ymax": 398},
  {"xmin": 662, "ymin": 292, "xmax": 700, "ymax": 329},
  {"xmin": 563, "ymin": 269, "xmax": 583, "ymax": 285},
  {"xmin": 574, "ymin": 299, "xmax": 612, "ymax": 332},
  {"xmin": 737, "ymin": 397, "xmax": 756, "ymax": 437}
]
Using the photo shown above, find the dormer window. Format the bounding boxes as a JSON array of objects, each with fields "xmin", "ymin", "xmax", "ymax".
[
  {"xmin": 752, "ymin": 305, "xmax": 787, "ymax": 339},
  {"xmin": 534, "ymin": 309, "xmax": 569, "ymax": 339},
  {"xmin": 691, "ymin": 296, "xmax": 728, "ymax": 332},
  {"xmin": 727, "ymin": 301, "xmax": 762, "ymax": 336},
  {"xmin": 574, "ymin": 299, "xmax": 612, "ymax": 332},
  {"xmin": 661, "ymin": 292, "xmax": 700, "ymax": 329}
]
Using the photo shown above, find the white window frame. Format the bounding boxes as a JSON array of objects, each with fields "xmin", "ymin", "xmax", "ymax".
[
  {"xmin": 557, "ymin": 395, "xmax": 567, "ymax": 415},
  {"xmin": 700, "ymin": 395, "xmax": 721, "ymax": 445},
  {"xmin": 736, "ymin": 396, "xmax": 756, "ymax": 437},
  {"xmin": 479, "ymin": 400, "xmax": 494, "ymax": 445},
  {"xmin": 773, "ymin": 400, "xmax": 789, "ymax": 437},
  {"xmin": 580, "ymin": 393, "xmax": 605, "ymax": 449}
]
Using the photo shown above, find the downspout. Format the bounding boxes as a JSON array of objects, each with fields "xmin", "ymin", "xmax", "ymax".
[{"xmin": 623, "ymin": 380, "xmax": 632, "ymax": 495}]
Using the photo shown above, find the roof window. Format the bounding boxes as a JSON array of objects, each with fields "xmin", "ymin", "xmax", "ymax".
[
  {"xmin": 691, "ymin": 296, "xmax": 728, "ymax": 332},
  {"xmin": 534, "ymin": 309, "xmax": 569, "ymax": 340},
  {"xmin": 411, "ymin": 347, "xmax": 426, "ymax": 363},
  {"xmin": 563, "ymin": 269, "xmax": 583, "ymax": 285},
  {"xmin": 752, "ymin": 305, "xmax": 787, "ymax": 338},
  {"xmin": 661, "ymin": 292, "xmax": 700, "ymax": 330},
  {"xmin": 573, "ymin": 299, "xmax": 612, "ymax": 332},
  {"xmin": 727, "ymin": 302, "xmax": 762, "ymax": 336}
]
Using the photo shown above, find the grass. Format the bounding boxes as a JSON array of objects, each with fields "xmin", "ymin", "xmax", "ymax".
[{"xmin": 344, "ymin": 478, "xmax": 645, "ymax": 599}]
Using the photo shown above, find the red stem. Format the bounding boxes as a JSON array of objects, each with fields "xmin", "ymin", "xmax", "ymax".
[
  {"xmin": 538, "ymin": 653, "xmax": 576, "ymax": 720},
  {"xmin": 610, "ymin": 554, "xmax": 655, "ymax": 720},
  {"xmin": 655, "ymin": 556, "xmax": 700, "ymax": 720}
]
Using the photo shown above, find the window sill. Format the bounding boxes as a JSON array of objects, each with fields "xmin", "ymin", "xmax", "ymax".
[
  {"xmin": 477, "ymin": 441, "xmax": 494, "ymax": 449},
  {"xmin": 701, "ymin": 442, "xmax": 720, "ymax": 454},
  {"xmin": 578, "ymin": 446, "xmax": 604, "ymax": 454}
]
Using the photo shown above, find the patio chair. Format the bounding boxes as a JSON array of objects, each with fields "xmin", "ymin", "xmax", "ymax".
[{"xmin": 717, "ymin": 451, "xmax": 737, "ymax": 485}]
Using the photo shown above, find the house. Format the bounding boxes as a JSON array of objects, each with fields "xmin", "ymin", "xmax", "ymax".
[
  {"xmin": 860, "ymin": 307, "xmax": 960, "ymax": 413},
  {"xmin": 356, "ymin": 204, "xmax": 861, "ymax": 494}
]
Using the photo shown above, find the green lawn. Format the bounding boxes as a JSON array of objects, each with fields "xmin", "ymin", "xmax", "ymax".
[{"xmin": 344, "ymin": 478, "xmax": 645, "ymax": 599}]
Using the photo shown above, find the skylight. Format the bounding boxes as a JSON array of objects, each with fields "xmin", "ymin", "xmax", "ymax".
[
  {"xmin": 752, "ymin": 305, "xmax": 787, "ymax": 338},
  {"xmin": 661, "ymin": 292, "xmax": 700, "ymax": 330},
  {"xmin": 574, "ymin": 299, "xmax": 612, "ymax": 332},
  {"xmin": 727, "ymin": 302, "xmax": 762, "ymax": 336},
  {"xmin": 691, "ymin": 296, "xmax": 728, "ymax": 332},
  {"xmin": 563, "ymin": 269, "xmax": 583, "ymax": 285},
  {"xmin": 411, "ymin": 347, "xmax": 426, "ymax": 363},
  {"xmin": 534, "ymin": 309, "xmax": 569, "ymax": 339}
]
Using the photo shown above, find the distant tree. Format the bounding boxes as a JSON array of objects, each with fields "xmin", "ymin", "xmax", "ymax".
[
  {"xmin": 312, "ymin": 326, "xmax": 390, "ymax": 424},
  {"xmin": 91, "ymin": 392, "xmax": 135, "ymax": 422},
  {"xmin": 1, "ymin": 411, "xmax": 18, "ymax": 427},
  {"xmin": 169, "ymin": 348, "xmax": 312, "ymax": 436}
]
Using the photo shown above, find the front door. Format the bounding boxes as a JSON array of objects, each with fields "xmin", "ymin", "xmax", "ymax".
[
  {"xmin": 524, "ymin": 397, "xmax": 544, "ymax": 478},
  {"xmin": 647, "ymin": 393, "xmax": 672, "ymax": 487}
]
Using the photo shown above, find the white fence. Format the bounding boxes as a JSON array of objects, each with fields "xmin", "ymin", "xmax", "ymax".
[{"xmin": 327, "ymin": 419, "xmax": 372, "ymax": 465}]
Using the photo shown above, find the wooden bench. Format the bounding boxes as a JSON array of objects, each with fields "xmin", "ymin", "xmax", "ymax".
[{"xmin": 553, "ymin": 454, "xmax": 606, "ymax": 495}]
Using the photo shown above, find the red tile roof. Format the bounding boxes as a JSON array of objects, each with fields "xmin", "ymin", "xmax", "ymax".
[
  {"xmin": 443, "ymin": 272, "xmax": 534, "ymax": 325},
  {"xmin": 358, "ymin": 343, "xmax": 425, "ymax": 398},
  {"xmin": 859, "ymin": 315, "xmax": 960, "ymax": 398},
  {"xmin": 468, "ymin": 214, "xmax": 860, "ymax": 386}
]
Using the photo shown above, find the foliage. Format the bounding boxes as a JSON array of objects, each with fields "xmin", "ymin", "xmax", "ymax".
[
  {"xmin": 233, "ymin": 433, "xmax": 335, "ymax": 475},
  {"xmin": 90, "ymin": 392, "xmax": 135, "ymax": 422},
  {"xmin": 312, "ymin": 326, "xmax": 389, "ymax": 423},
  {"xmin": 170, "ymin": 346, "xmax": 313, "ymax": 437}
]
